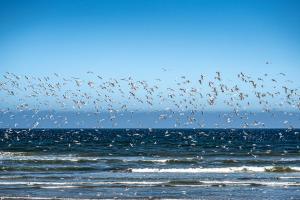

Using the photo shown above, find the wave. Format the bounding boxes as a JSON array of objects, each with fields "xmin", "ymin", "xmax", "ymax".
[
  {"xmin": 39, "ymin": 185, "xmax": 81, "ymax": 189},
  {"xmin": 0, "ymin": 181, "xmax": 165, "ymax": 187},
  {"xmin": 139, "ymin": 158, "xmax": 200, "ymax": 164},
  {"xmin": 2, "ymin": 151, "xmax": 299, "ymax": 166},
  {"xmin": 0, "ymin": 180, "xmax": 299, "ymax": 187},
  {"xmin": 0, "ymin": 154, "xmax": 99, "ymax": 163},
  {"xmin": 279, "ymin": 176, "xmax": 300, "ymax": 179},
  {"xmin": 129, "ymin": 166, "xmax": 300, "ymax": 173},
  {"xmin": 166, "ymin": 180, "xmax": 300, "ymax": 187},
  {"xmin": 279, "ymin": 158, "xmax": 300, "ymax": 162},
  {"xmin": 3, "ymin": 152, "xmax": 299, "ymax": 165},
  {"xmin": 80, "ymin": 156, "xmax": 201, "ymax": 164},
  {"xmin": 0, "ymin": 197, "xmax": 65, "ymax": 200},
  {"xmin": 265, "ymin": 166, "xmax": 300, "ymax": 172},
  {"xmin": 0, "ymin": 166, "xmax": 97, "ymax": 172},
  {"xmin": 0, "ymin": 152, "xmax": 199, "ymax": 164}
]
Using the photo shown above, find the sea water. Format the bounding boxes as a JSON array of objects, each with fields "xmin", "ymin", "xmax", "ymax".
[{"xmin": 0, "ymin": 128, "xmax": 299, "ymax": 199}]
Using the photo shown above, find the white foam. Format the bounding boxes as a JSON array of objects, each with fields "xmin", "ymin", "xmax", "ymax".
[
  {"xmin": 145, "ymin": 158, "xmax": 198, "ymax": 163},
  {"xmin": 0, "ymin": 153, "xmax": 178, "ymax": 163},
  {"xmin": 146, "ymin": 159, "xmax": 170, "ymax": 163},
  {"xmin": 40, "ymin": 185, "xmax": 80, "ymax": 189},
  {"xmin": 0, "ymin": 181, "xmax": 164, "ymax": 186},
  {"xmin": 0, "ymin": 154, "xmax": 99, "ymax": 162},
  {"xmin": 178, "ymin": 180, "xmax": 300, "ymax": 187},
  {"xmin": 0, "ymin": 182, "xmax": 71, "ymax": 185},
  {"xmin": 280, "ymin": 158, "xmax": 300, "ymax": 162},
  {"xmin": 0, "ymin": 180, "xmax": 299, "ymax": 188},
  {"xmin": 131, "ymin": 166, "xmax": 300, "ymax": 173},
  {"xmin": 108, "ymin": 181, "xmax": 165, "ymax": 185},
  {"xmin": 0, "ymin": 152, "xmax": 25, "ymax": 157}
]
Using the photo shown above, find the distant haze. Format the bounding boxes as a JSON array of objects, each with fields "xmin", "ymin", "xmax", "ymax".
[{"xmin": 1, "ymin": 111, "xmax": 299, "ymax": 129}]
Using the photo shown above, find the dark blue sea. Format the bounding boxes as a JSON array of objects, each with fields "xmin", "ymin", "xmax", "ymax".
[{"xmin": 0, "ymin": 129, "xmax": 299, "ymax": 199}]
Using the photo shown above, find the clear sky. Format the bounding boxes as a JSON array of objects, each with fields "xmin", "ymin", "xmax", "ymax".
[
  {"xmin": 0, "ymin": 0, "xmax": 300, "ymax": 80},
  {"xmin": 0, "ymin": 0, "xmax": 300, "ymax": 128}
]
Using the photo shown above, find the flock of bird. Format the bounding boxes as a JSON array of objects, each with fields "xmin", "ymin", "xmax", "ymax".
[{"xmin": 0, "ymin": 70, "xmax": 299, "ymax": 129}]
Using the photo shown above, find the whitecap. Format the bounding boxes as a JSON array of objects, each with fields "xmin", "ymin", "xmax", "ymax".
[{"xmin": 130, "ymin": 166, "xmax": 300, "ymax": 173}]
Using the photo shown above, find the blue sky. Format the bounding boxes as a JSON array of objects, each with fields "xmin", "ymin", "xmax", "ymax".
[
  {"xmin": 0, "ymin": 0, "xmax": 300, "ymax": 128},
  {"xmin": 0, "ymin": 0, "xmax": 300, "ymax": 80}
]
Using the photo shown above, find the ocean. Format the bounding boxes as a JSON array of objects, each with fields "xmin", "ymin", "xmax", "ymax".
[{"xmin": 0, "ymin": 128, "xmax": 299, "ymax": 199}]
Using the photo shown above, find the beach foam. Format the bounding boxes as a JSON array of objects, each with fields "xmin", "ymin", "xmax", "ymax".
[{"xmin": 130, "ymin": 166, "xmax": 300, "ymax": 173}]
